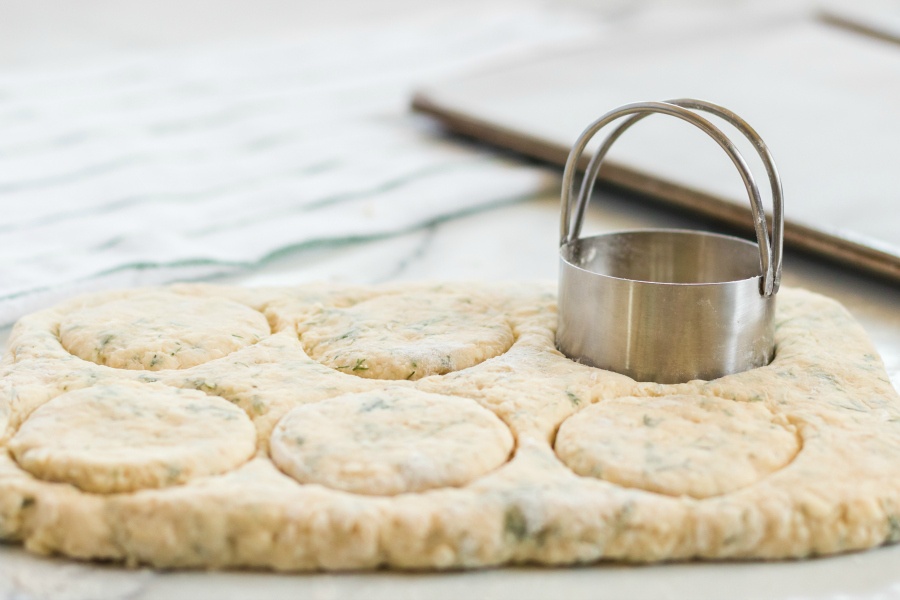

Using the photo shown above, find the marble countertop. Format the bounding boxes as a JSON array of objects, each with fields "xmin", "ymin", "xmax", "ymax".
[
  {"xmin": 1, "ymin": 192, "xmax": 898, "ymax": 600},
  {"xmin": 1, "ymin": 0, "xmax": 898, "ymax": 597}
]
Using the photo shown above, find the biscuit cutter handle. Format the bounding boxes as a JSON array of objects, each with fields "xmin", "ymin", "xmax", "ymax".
[{"xmin": 559, "ymin": 99, "xmax": 784, "ymax": 297}]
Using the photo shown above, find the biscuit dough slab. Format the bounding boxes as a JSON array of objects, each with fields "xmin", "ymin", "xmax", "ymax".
[{"xmin": 0, "ymin": 282, "xmax": 898, "ymax": 571}]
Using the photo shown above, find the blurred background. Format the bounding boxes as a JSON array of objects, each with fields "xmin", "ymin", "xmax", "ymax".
[
  {"xmin": 0, "ymin": 0, "xmax": 597, "ymax": 320},
  {"xmin": 0, "ymin": 0, "xmax": 802, "ymax": 66}
]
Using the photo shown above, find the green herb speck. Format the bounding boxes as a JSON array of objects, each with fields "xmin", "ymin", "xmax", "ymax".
[
  {"xmin": 642, "ymin": 415, "xmax": 661, "ymax": 427},
  {"xmin": 888, "ymin": 515, "xmax": 900, "ymax": 543},
  {"xmin": 166, "ymin": 465, "xmax": 183, "ymax": 481},
  {"xmin": 251, "ymin": 399, "xmax": 266, "ymax": 415},
  {"xmin": 360, "ymin": 398, "xmax": 389, "ymax": 413},
  {"xmin": 504, "ymin": 506, "xmax": 528, "ymax": 541}
]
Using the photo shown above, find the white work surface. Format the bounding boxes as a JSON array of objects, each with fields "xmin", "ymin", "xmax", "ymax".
[{"xmin": 1, "ymin": 1, "xmax": 899, "ymax": 599}]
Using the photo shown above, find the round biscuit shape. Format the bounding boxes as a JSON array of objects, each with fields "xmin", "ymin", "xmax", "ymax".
[
  {"xmin": 270, "ymin": 388, "xmax": 514, "ymax": 495},
  {"xmin": 554, "ymin": 395, "xmax": 799, "ymax": 498},
  {"xmin": 299, "ymin": 292, "xmax": 514, "ymax": 380},
  {"xmin": 9, "ymin": 381, "xmax": 257, "ymax": 494},
  {"xmin": 60, "ymin": 292, "xmax": 270, "ymax": 371}
]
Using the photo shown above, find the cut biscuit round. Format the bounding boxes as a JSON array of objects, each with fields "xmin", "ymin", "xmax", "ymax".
[
  {"xmin": 270, "ymin": 388, "xmax": 514, "ymax": 495},
  {"xmin": 60, "ymin": 291, "xmax": 270, "ymax": 371},
  {"xmin": 299, "ymin": 292, "xmax": 514, "ymax": 380},
  {"xmin": 554, "ymin": 395, "xmax": 799, "ymax": 499},
  {"xmin": 9, "ymin": 382, "xmax": 256, "ymax": 494}
]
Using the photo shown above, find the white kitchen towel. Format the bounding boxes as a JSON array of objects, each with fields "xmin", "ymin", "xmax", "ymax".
[{"xmin": 0, "ymin": 6, "xmax": 596, "ymax": 327}]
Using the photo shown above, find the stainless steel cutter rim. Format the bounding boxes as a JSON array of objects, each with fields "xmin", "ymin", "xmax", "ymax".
[
  {"xmin": 560, "ymin": 228, "xmax": 763, "ymax": 287},
  {"xmin": 558, "ymin": 99, "xmax": 784, "ymax": 297}
]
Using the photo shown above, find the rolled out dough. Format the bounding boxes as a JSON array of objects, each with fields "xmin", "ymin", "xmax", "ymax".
[{"xmin": 0, "ymin": 282, "xmax": 898, "ymax": 570}]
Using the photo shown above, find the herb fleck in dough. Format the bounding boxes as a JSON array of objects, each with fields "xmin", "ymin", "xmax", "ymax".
[
  {"xmin": 270, "ymin": 388, "xmax": 514, "ymax": 495},
  {"xmin": 0, "ymin": 282, "xmax": 899, "ymax": 570},
  {"xmin": 299, "ymin": 292, "xmax": 514, "ymax": 380},
  {"xmin": 60, "ymin": 291, "xmax": 270, "ymax": 370},
  {"xmin": 8, "ymin": 381, "xmax": 256, "ymax": 493},
  {"xmin": 554, "ymin": 395, "xmax": 799, "ymax": 498}
]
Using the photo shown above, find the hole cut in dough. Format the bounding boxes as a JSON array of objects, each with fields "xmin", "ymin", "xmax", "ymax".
[
  {"xmin": 60, "ymin": 291, "xmax": 270, "ymax": 371},
  {"xmin": 270, "ymin": 388, "xmax": 514, "ymax": 495},
  {"xmin": 299, "ymin": 292, "xmax": 514, "ymax": 380},
  {"xmin": 554, "ymin": 395, "xmax": 799, "ymax": 499},
  {"xmin": 9, "ymin": 381, "xmax": 256, "ymax": 494}
]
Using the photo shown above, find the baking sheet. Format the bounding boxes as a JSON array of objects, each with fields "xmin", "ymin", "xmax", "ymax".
[{"xmin": 412, "ymin": 14, "xmax": 900, "ymax": 282}]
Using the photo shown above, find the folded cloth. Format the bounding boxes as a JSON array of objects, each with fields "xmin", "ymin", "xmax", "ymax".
[{"xmin": 0, "ymin": 6, "xmax": 596, "ymax": 327}]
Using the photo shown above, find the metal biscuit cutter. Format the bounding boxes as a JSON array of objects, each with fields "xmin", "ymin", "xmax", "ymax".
[{"xmin": 557, "ymin": 99, "xmax": 784, "ymax": 384}]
